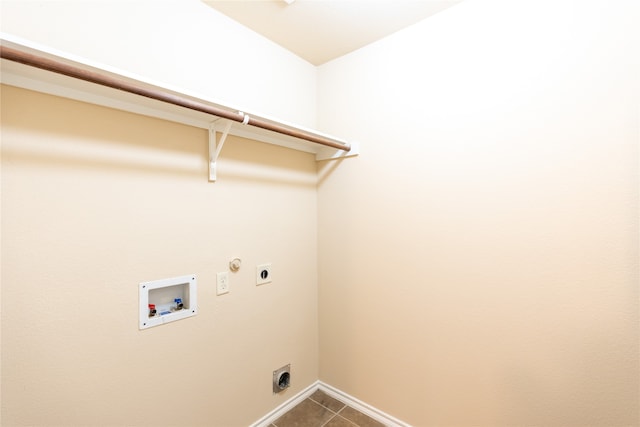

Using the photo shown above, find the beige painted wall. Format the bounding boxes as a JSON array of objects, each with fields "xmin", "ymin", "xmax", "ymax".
[
  {"xmin": 317, "ymin": 1, "xmax": 639, "ymax": 426},
  {"xmin": 1, "ymin": 86, "xmax": 319, "ymax": 426},
  {"xmin": 2, "ymin": 0, "xmax": 639, "ymax": 426}
]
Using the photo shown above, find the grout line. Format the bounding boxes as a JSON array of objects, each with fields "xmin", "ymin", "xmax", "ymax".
[
  {"xmin": 310, "ymin": 393, "xmax": 361, "ymax": 427},
  {"xmin": 309, "ymin": 395, "xmax": 356, "ymax": 427},
  {"xmin": 311, "ymin": 397, "xmax": 342, "ymax": 427},
  {"xmin": 326, "ymin": 412, "xmax": 360, "ymax": 427},
  {"xmin": 309, "ymin": 397, "xmax": 345, "ymax": 413},
  {"xmin": 272, "ymin": 392, "xmax": 373, "ymax": 427},
  {"xmin": 313, "ymin": 400, "xmax": 361, "ymax": 427},
  {"xmin": 309, "ymin": 397, "xmax": 339, "ymax": 414},
  {"xmin": 319, "ymin": 382, "xmax": 409, "ymax": 427},
  {"xmin": 319, "ymin": 412, "xmax": 339, "ymax": 427},
  {"xmin": 309, "ymin": 391, "xmax": 348, "ymax": 411}
]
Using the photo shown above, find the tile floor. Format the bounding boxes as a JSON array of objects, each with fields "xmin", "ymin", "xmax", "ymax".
[{"xmin": 271, "ymin": 389, "xmax": 386, "ymax": 427}]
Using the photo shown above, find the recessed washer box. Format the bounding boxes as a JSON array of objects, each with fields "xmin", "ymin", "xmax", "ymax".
[{"xmin": 139, "ymin": 274, "xmax": 197, "ymax": 330}]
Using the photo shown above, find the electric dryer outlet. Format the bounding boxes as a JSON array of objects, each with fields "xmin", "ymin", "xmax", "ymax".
[{"xmin": 256, "ymin": 263, "xmax": 272, "ymax": 285}]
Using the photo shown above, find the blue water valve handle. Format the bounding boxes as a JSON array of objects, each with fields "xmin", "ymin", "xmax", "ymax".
[{"xmin": 174, "ymin": 298, "xmax": 184, "ymax": 310}]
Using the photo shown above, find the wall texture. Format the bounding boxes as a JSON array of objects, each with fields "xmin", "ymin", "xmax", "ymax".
[
  {"xmin": 1, "ymin": 86, "xmax": 319, "ymax": 426},
  {"xmin": 317, "ymin": 1, "xmax": 639, "ymax": 426}
]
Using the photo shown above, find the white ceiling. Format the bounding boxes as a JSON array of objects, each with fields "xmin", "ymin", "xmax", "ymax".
[{"xmin": 203, "ymin": 0, "xmax": 463, "ymax": 65}]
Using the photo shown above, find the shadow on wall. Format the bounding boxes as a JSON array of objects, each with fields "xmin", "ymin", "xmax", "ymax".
[
  {"xmin": 217, "ymin": 135, "xmax": 318, "ymax": 188},
  {"xmin": 2, "ymin": 86, "xmax": 206, "ymax": 179},
  {"xmin": 2, "ymin": 86, "xmax": 319, "ymax": 188}
]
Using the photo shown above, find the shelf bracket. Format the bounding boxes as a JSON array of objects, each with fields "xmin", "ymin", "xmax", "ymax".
[{"xmin": 209, "ymin": 120, "xmax": 233, "ymax": 182}]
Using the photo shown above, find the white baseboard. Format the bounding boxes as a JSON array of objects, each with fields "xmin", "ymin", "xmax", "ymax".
[
  {"xmin": 249, "ymin": 380, "xmax": 320, "ymax": 427},
  {"xmin": 249, "ymin": 380, "xmax": 411, "ymax": 427},
  {"xmin": 318, "ymin": 382, "xmax": 412, "ymax": 427}
]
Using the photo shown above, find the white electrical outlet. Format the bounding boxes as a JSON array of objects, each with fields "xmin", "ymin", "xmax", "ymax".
[
  {"xmin": 256, "ymin": 263, "xmax": 272, "ymax": 285},
  {"xmin": 217, "ymin": 271, "xmax": 229, "ymax": 295}
]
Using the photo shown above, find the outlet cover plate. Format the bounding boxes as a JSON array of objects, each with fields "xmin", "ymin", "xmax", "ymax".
[
  {"xmin": 217, "ymin": 271, "xmax": 229, "ymax": 295},
  {"xmin": 256, "ymin": 263, "xmax": 272, "ymax": 285}
]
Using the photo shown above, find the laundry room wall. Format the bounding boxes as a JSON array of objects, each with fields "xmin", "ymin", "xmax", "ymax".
[
  {"xmin": 316, "ymin": 1, "xmax": 639, "ymax": 425},
  {"xmin": 1, "ymin": 1, "xmax": 320, "ymax": 426}
]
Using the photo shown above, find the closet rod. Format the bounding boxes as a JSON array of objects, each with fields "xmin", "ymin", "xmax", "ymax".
[{"xmin": 0, "ymin": 45, "xmax": 351, "ymax": 153}]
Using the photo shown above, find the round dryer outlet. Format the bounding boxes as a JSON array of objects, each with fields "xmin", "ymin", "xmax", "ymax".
[
  {"xmin": 273, "ymin": 364, "xmax": 291, "ymax": 393},
  {"xmin": 257, "ymin": 263, "xmax": 272, "ymax": 285}
]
